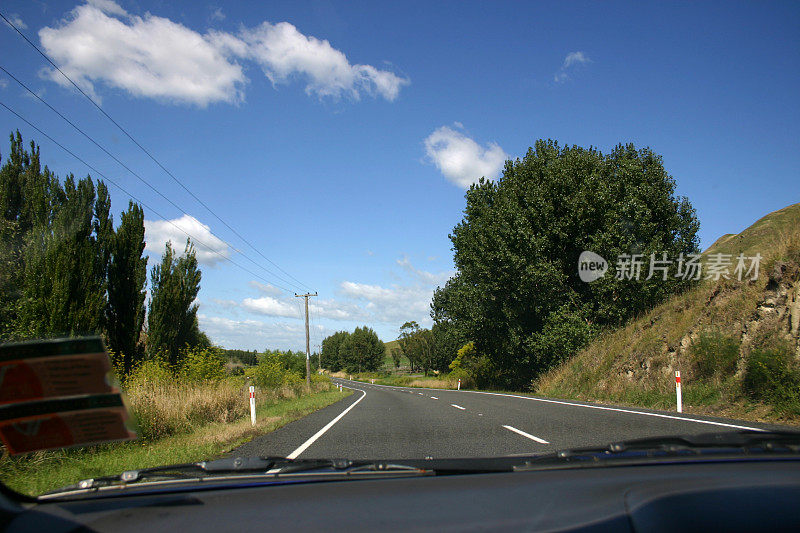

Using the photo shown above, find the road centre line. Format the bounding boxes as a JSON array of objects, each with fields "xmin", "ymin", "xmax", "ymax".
[
  {"xmin": 431, "ymin": 397, "xmax": 438, "ymax": 400},
  {"xmin": 451, "ymin": 404, "xmax": 466, "ymax": 410},
  {"xmin": 503, "ymin": 424, "xmax": 549, "ymax": 444},
  {"xmin": 285, "ymin": 386, "xmax": 367, "ymax": 460},
  {"xmin": 338, "ymin": 379, "xmax": 764, "ymax": 432}
]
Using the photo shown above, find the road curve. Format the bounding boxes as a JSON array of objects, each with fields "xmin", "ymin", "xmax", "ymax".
[{"xmin": 231, "ymin": 378, "xmax": 787, "ymax": 460}]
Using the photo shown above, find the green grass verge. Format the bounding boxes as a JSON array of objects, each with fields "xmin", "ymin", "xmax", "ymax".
[{"xmin": 0, "ymin": 388, "xmax": 351, "ymax": 497}]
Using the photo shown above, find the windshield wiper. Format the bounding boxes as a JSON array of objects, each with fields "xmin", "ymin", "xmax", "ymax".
[
  {"xmin": 42, "ymin": 456, "xmax": 432, "ymax": 497},
  {"xmin": 514, "ymin": 430, "xmax": 800, "ymax": 471}
]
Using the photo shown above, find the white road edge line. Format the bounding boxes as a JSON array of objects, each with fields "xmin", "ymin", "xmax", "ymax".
[
  {"xmin": 339, "ymin": 379, "xmax": 764, "ymax": 432},
  {"xmin": 451, "ymin": 404, "xmax": 466, "ymax": 410},
  {"xmin": 285, "ymin": 386, "xmax": 367, "ymax": 460},
  {"xmin": 503, "ymin": 424, "xmax": 549, "ymax": 444}
]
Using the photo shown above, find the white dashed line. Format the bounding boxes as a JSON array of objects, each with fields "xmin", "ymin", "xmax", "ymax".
[
  {"xmin": 418, "ymin": 393, "xmax": 424, "ymax": 395},
  {"xmin": 348, "ymin": 379, "xmax": 764, "ymax": 432},
  {"xmin": 430, "ymin": 396, "xmax": 438, "ymax": 400},
  {"xmin": 503, "ymin": 424, "xmax": 549, "ymax": 444},
  {"xmin": 451, "ymin": 404, "xmax": 466, "ymax": 410}
]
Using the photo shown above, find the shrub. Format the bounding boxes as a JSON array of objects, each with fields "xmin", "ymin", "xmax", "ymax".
[
  {"xmin": 448, "ymin": 367, "xmax": 474, "ymax": 388},
  {"xmin": 310, "ymin": 373, "xmax": 331, "ymax": 385},
  {"xmin": 744, "ymin": 344, "xmax": 800, "ymax": 414},
  {"xmin": 180, "ymin": 346, "xmax": 227, "ymax": 382},
  {"xmin": 281, "ymin": 371, "xmax": 305, "ymax": 390},
  {"xmin": 126, "ymin": 357, "xmax": 173, "ymax": 387},
  {"xmin": 248, "ymin": 353, "xmax": 285, "ymax": 388},
  {"xmin": 449, "ymin": 342, "xmax": 496, "ymax": 389},
  {"xmin": 690, "ymin": 331, "xmax": 740, "ymax": 381}
]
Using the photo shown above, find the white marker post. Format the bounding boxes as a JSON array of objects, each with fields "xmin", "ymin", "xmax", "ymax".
[
  {"xmin": 457, "ymin": 378, "xmax": 461, "ymax": 391},
  {"xmin": 675, "ymin": 371, "xmax": 682, "ymax": 413},
  {"xmin": 249, "ymin": 386, "xmax": 256, "ymax": 426}
]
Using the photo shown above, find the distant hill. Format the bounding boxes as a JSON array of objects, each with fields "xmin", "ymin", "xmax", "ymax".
[
  {"xmin": 703, "ymin": 203, "xmax": 800, "ymax": 258},
  {"xmin": 537, "ymin": 202, "xmax": 800, "ymax": 426},
  {"xmin": 382, "ymin": 339, "xmax": 410, "ymax": 371}
]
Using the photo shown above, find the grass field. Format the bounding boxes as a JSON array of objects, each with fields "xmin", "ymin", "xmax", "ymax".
[{"xmin": 0, "ymin": 388, "xmax": 351, "ymax": 496}]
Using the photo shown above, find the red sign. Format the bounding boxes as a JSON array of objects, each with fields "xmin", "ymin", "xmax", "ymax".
[
  {"xmin": 0, "ymin": 338, "xmax": 135, "ymax": 455},
  {"xmin": 0, "ymin": 353, "xmax": 115, "ymax": 405},
  {"xmin": 0, "ymin": 407, "xmax": 134, "ymax": 455}
]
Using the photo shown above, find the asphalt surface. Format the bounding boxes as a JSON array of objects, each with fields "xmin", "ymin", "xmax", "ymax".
[{"xmin": 231, "ymin": 378, "xmax": 789, "ymax": 460}]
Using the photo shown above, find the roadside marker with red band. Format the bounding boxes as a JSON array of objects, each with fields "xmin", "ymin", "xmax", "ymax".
[
  {"xmin": 249, "ymin": 386, "xmax": 256, "ymax": 426},
  {"xmin": 675, "ymin": 371, "xmax": 682, "ymax": 413}
]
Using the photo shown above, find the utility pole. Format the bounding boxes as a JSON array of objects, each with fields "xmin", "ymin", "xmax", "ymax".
[{"xmin": 295, "ymin": 292, "xmax": 317, "ymax": 388}]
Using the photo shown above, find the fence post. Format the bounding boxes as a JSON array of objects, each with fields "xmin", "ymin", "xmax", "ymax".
[
  {"xmin": 249, "ymin": 386, "xmax": 256, "ymax": 426},
  {"xmin": 675, "ymin": 371, "xmax": 682, "ymax": 413}
]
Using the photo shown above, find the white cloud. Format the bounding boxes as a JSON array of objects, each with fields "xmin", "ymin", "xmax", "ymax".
[
  {"xmin": 248, "ymin": 280, "xmax": 283, "ymax": 297},
  {"xmin": 338, "ymin": 280, "xmax": 433, "ymax": 326},
  {"xmin": 3, "ymin": 13, "xmax": 27, "ymax": 30},
  {"xmin": 86, "ymin": 0, "xmax": 127, "ymax": 17},
  {"xmin": 396, "ymin": 255, "xmax": 453, "ymax": 285},
  {"xmin": 554, "ymin": 50, "xmax": 591, "ymax": 83},
  {"xmin": 199, "ymin": 314, "xmax": 331, "ymax": 351},
  {"xmin": 219, "ymin": 257, "xmax": 450, "ymax": 330},
  {"xmin": 0, "ymin": 79, "xmax": 8, "ymax": 89},
  {"xmin": 242, "ymin": 296, "xmax": 300, "ymax": 318},
  {"xmin": 338, "ymin": 257, "xmax": 453, "ymax": 326},
  {"xmin": 310, "ymin": 299, "xmax": 363, "ymax": 321},
  {"xmin": 144, "ymin": 214, "xmax": 230, "ymax": 266},
  {"xmin": 424, "ymin": 124, "xmax": 508, "ymax": 188},
  {"xmin": 239, "ymin": 21, "xmax": 408, "ymax": 101},
  {"xmin": 39, "ymin": 1, "xmax": 246, "ymax": 106},
  {"xmin": 37, "ymin": 2, "xmax": 408, "ymax": 105},
  {"xmin": 210, "ymin": 7, "xmax": 226, "ymax": 22}
]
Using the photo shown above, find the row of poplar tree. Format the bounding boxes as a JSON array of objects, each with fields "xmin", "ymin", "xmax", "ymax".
[{"xmin": 0, "ymin": 132, "xmax": 209, "ymax": 375}]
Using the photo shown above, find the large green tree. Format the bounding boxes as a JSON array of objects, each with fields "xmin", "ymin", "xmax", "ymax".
[
  {"xmin": 338, "ymin": 326, "xmax": 384, "ymax": 373},
  {"xmin": 321, "ymin": 330, "xmax": 350, "ymax": 372},
  {"xmin": 0, "ymin": 132, "xmax": 50, "ymax": 339},
  {"xmin": 433, "ymin": 140, "xmax": 700, "ymax": 389},
  {"xmin": 19, "ymin": 173, "xmax": 110, "ymax": 338},
  {"xmin": 397, "ymin": 321, "xmax": 445, "ymax": 375},
  {"xmin": 147, "ymin": 239, "xmax": 203, "ymax": 366},
  {"xmin": 106, "ymin": 201, "xmax": 148, "ymax": 374}
]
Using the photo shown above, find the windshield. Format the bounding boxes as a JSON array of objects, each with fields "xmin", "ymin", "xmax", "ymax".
[{"xmin": 0, "ymin": 0, "xmax": 798, "ymax": 498}]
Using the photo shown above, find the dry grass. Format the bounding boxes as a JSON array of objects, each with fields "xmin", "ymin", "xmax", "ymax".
[{"xmin": 125, "ymin": 365, "xmax": 332, "ymax": 440}]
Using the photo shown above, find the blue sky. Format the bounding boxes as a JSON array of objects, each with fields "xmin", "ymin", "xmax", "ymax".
[{"xmin": 1, "ymin": 1, "xmax": 798, "ymax": 351}]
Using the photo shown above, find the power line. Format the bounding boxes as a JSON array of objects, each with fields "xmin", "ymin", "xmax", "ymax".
[
  {"xmin": 0, "ymin": 100, "xmax": 295, "ymax": 293},
  {"xmin": 0, "ymin": 64, "xmax": 307, "ymax": 294},
  {"xmin": 0, "ymin": 11, "xmax": 314, "ymax": 293}
]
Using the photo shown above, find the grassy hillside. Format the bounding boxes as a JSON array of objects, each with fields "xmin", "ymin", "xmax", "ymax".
[
  {"xmin": 536, "ymin": 202, "xmax": 800, "ymax": 426},
  {"xmin": 382, "ymin": 339, "xmax": 410, "ymax": 371},
  {"xmin": 703, "ymin": 203, "xmax": 800, "ymax": 257}
]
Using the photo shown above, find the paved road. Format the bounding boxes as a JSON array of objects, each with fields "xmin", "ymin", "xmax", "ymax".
[{"xmin": 231, "ymin": 378, "xmax": 787, "ymax": 460}]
